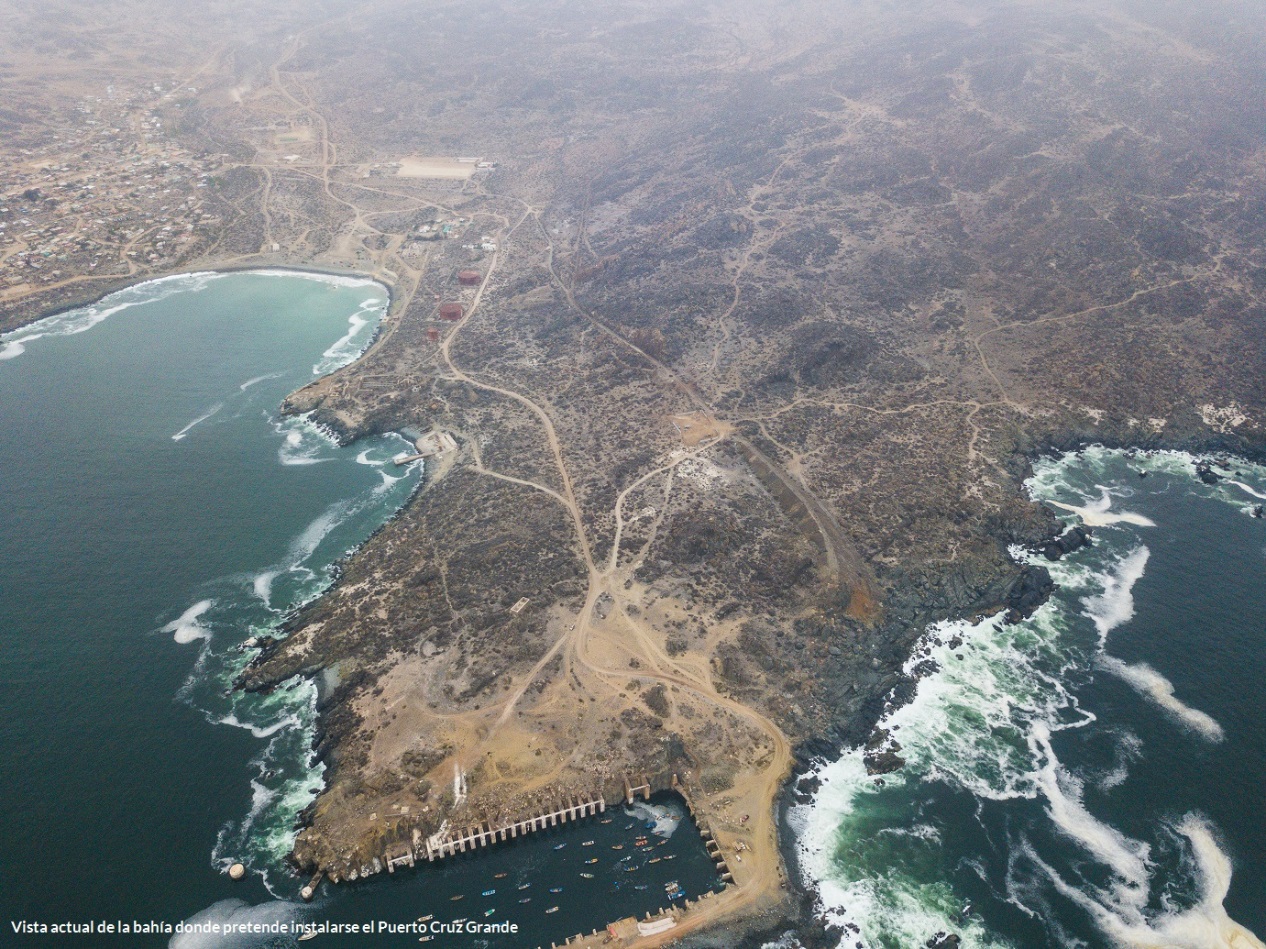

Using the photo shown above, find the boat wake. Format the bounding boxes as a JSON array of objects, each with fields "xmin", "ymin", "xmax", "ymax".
[{"xmin": 172, "ymin": 402, "xmax": 224, "ymax": 441}]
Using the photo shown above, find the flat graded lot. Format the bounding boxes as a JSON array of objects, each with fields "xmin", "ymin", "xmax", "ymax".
[{"xmin": 395, "ymin": 157, "xmax": 477, "ymax": 178}]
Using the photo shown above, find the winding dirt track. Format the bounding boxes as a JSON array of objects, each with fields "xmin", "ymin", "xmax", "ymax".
[{"xmin": 428, "ymin": 207, "xmax": 796, "ymax": 943}]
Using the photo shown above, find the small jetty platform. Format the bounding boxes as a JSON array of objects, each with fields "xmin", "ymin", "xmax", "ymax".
[{"xmin": 393, "ymin": 429, "xmax": 457, "ymax": 466}]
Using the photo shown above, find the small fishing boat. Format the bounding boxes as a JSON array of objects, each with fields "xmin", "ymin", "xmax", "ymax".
[
  {"xmin": 625, "ymin": 865, "xmax": 639, "ymax": 873},
  {"xmin": 581, "ymin": 840, "xmax": 594, "ymax": 847},
  {"xmin": 624, "ymin": 823, "xmax": 634, "ymax": 830},
  {"xmin": 418, "ymin": 937, "xmax": 433, "ymax": 944},
  {"xmin": 580, "ymin": 872, "xmax": 594, "ymax": 879},
  {"xmin": 663, "ymin": 854, "xmax": 676, "ymax": 861},
  {"xmin": 519, "ymin": 898, "xmax": 531, "ymax": 904},
  {"xmin": 545, "ymin": 906, "xmax": 559, "ymax": 914},
  {"xmin": 657, "ymin": 839, "xmax": 668, "ymax": 846},
  {"xmin": 600, "ymin": 818, "xmax": 613, "ymax": 824},
  {"xmin": 634, "ymin": 836, "xmax": 648, "ymax": 846},
  {"xmin": 611, "ymin": 844, "xmax": 624, "ymax": 851},
  {"xmin": 634, "ymin": 884, "xmax": 648, "ymax": 891},
  {"xmin": 517, "ymin": 883, "xmax": 531, "ymax": 890},
  {"xmin": 297, "ymin": 932, "xmax": 318, "ymax": 943},
  {"xmin": 494, "ymin": 872, "xmax": 508, "ymax": 879},
  {"xmin": 553, "ymin": 843, "xmax": 567, "ymax": 850},
  {"xmin": 482, "ymin": 889, "xmax": 496, "ymax": 897},
  {"xmin": 416, "ymin": 915, "xmax": 433, "ymax": 923},
  {"xmin": 648, "ymin": 857, "xmax": 662, "ymax": 864},
  {"xmin": 450, "ymin": 894, "xmax": 464, "ymax": 901},
  {"xmin": 584, "ymin": 858, "xmax": 598, "ymax": 865},
  {"xmin": 549, "ymin": 886, "xmax": 564, "ymax": 894},
  {"xmin": 484, "ymin": 908, "xmax": 496, "ymax": 917}
]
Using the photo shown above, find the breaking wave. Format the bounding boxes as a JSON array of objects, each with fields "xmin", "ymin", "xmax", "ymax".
[
  {"xmin": 0, "ymin": 272, "xmax": 224, "ymax": 361},
  {"xmin": 163, "ymin": 600, "xmax": 215, "ymax": 644},
  {"xmin": 1082, "ymin": 545, "xmax": 1149, "ymax": 643},
  {"xmin": 792, "ymin": 448, "xmax": 1262, "ymax": 949},
  {"xmin": 311, "ymin": 295, "xmax": 385, "ymax": 376},
  {"xmin": 275, "ymin": 416, "xmax": 336, "ymax": 467}
]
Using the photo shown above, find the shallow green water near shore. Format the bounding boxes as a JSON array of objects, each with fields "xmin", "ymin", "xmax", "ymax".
[{"xmin": 0, "ymin": 271, "xmax": 719, "ymax": 949}]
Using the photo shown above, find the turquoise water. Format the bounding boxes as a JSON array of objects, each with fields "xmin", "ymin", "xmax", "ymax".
[
  {"xmin": 0, "ymin": 271, "xmax": 720, "ymax": 949},
  {"xmin": 794, "ymin": 447, "xmax": 1266, "ymax": 948}
]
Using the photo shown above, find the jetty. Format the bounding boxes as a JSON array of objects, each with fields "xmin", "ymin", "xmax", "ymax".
[
  {"xmin": 393, "ymin": 429, "xmax": 457, "ymax": 466},
  {"xmin": 423, "ymin": 796, "xmax": 606, "ymax": 860}
]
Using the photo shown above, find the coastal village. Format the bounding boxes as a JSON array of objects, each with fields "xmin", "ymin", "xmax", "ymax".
[{"xmin": 0, "ymin": 81, "xmax": 225, "ymax": 311}]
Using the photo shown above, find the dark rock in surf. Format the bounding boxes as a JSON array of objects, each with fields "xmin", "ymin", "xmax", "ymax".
[{"xmin": 1040, "ymin": 525, "xmax": 1093, "ymax": 561}]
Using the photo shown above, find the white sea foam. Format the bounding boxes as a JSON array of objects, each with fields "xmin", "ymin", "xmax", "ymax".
[
  {"xmin": 1048, "ymin": 486, "xmax": 1156, "ymax": 527},
  {"xmin": 1082, "ymin": 546, "xmax": 1149, "ymax": 642},
  {"xmin": 355, "ymin": 448, "xmax": 386, "ymax": 466},
  {"xmin": 625, "ymin": 800, "xmax": 685, "ymax": 838},
  {"xmin": 252, "ymin": 570, "xmax": 278, "ymax": 607},
  {"xmin": 290, "ymin": 502, "xmax": 351, "ymax": 564},
  {"xmin": 311, "ymin": 296, "xmax": 385, "ymax": 376},
  {"xmin": 1030, "ymin": 722, "xmax": 1151, "ymax": 908},
  {"xmin": 248, "ymin": 267, "xmax": 380, "ymax": 290},
  {"xmin": 1226, "ymin": 480, "xmax": 1266, "ymax": 501},
  {"xmin": 375, "ymin": 470, "xmax": 404, "ymax": 495},
  {"xmin": 274, "ymin": 415, "xmax": 339, "ymax": 466},
  {"xmin": 1100, "ymin": 657, "xmax": 1225, "ymax": 742},
  {"xmin": 277, "ymin": 426, "xmax": 329, "ymax": 466},
  {"xmin": 1030, "ymin": 817, "xmax": 1263, "ymax": 949},
  {"xmin": 1098, "ymin": 730, "xmax": 1143, "ymax": 791},
  {"xmin": 169, "ymin": 898, "xmax": 303, "ymax": 949},
  {"xmin": 239, "ymin": 780, "xmax": 278, "ymax": 835},
  {"xmin": 215, "ymin": 711, "xmax": 301, "ymax": 740},
  {"xmin": 794, "ymin": 449, "xmax": 1266, "ymax": 949},
  {"xmin": 0, "ymin": 272, "xmax": 223, "ymax": 361},
  {"xmin": 163, "ymin": 600, "xmax": 214, "ymax": 644},
  {"xmin": 172, "ymin": 402, "xmax": 224, "ymax": 441}
]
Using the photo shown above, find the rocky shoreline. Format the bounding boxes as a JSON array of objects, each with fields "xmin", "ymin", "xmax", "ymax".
[{"xmin": 696, "ymin": 434, "xmax": 1266, "ymax": 949}]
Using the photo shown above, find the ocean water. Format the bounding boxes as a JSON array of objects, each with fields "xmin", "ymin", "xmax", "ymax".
[
  {"xmin": 792, "ymin": 447, "xmax": 1266, "ymax": 949},
  {"xmin": 0, "ymin": 271, "xmax": 720, "ymax": 949}
]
